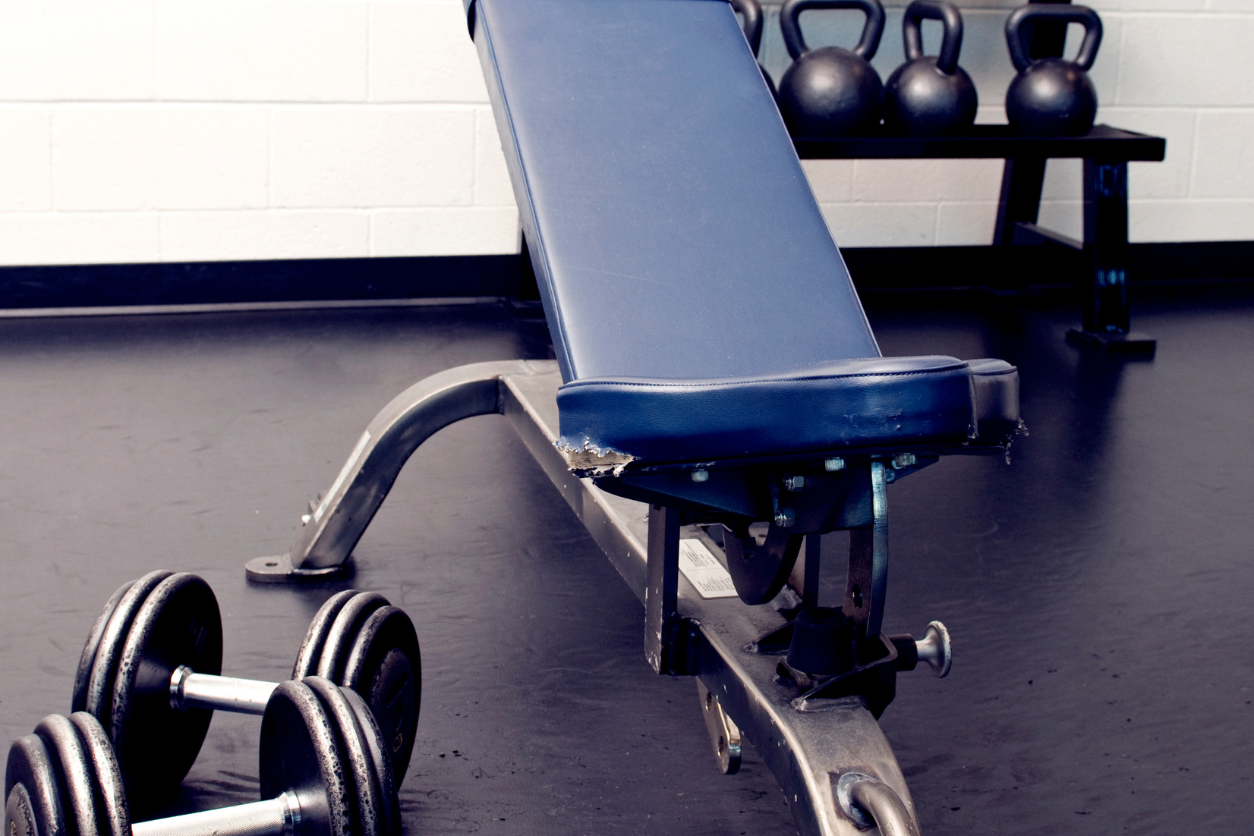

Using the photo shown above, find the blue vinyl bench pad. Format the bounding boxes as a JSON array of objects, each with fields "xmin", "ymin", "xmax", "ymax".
[
  {"xmin": 467, "ymin": 0, "xmax": 1021, "ymax": 468},
  {"xmin": 472, "ymin": 0, "xmax": 880, "ymax": 383},
  {"xmin": 556, "ymin": 356, "xmax": 1005, "ymax": 465}
]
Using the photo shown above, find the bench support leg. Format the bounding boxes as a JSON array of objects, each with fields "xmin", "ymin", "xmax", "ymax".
[
  {"xmin": 245, "ymin": 360, "xmax": 537, "ymax": 582},
  {"xmin": 1066, "ymin": 159, "xmax": 1155, "ymax": 353}
]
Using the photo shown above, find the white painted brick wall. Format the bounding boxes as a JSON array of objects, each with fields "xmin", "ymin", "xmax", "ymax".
[
  {"xmin": 270, "ymin": 107, "xmax": 476, "ymax": 207},
  {"xmin": 0, "ymin": 0, "xmax": 516, "ymax": 266},
  {"xmin": 369, "ymin": 3, "xmax": 490, "ymax": 102},
  {"xmin": 371, "ymin": 207, "xmax": 520, "ymax": 255},
  {"xmin": 0, "ymin": 0, "xmax": 1250, "ymax": 267},
  {"xmin": 0, "ymin": 109, "xmax": 51, "ymax": 212},
  {"xmin": 0, "ymin": 213, "xmax": 160, "ymax": 266},
  {"xmin": 0, "ymin": 2, "xmax": 155, "ymax": 101},
  {"xmin": 160, "ymin": 210, "xmax": 370, "ymax": 262},
  {"xmin": 155, "ymin": 1, "xmax": 370, "ymax": 102}
]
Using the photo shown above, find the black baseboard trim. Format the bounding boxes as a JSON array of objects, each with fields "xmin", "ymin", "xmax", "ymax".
[
  {"xmin": 1126, "ymin": 241, "xmax": 1254, "ymax": 284},
  {"xmin": 0, "ymin": 255, "xmax": 523, "ymax": 310},
  {"xmin": 0, "ymin": 242, "xmax": 1249, "ymax": 311},
  {"xmin": 843, "ymin": 241, "xmax": 1254, "ymax": 293}
]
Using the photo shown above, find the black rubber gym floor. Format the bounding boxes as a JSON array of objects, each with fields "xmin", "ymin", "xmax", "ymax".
[{"xmin": 0, "ymin": 287, "xmax": 1250, "ymax": 835}]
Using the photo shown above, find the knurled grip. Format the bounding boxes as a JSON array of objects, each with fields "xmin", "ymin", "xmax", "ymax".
[
  {"xmin": 170, "ymin": 667, "xmax": 277, "ymax": 716},
  {"xmin": 132, "ymin": 793, "xmax": 299, "ymax": 836}
]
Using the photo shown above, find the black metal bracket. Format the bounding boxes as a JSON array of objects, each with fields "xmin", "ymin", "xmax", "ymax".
[
  {"xmin": 779, "ymin": 634, "xmax": 900, "ymax": 719},
  {"xmin": 645, "ymin": 505, "xmax": 699, "ymax": 676}
]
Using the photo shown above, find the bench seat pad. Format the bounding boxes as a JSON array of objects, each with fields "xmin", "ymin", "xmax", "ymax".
[{"xmin": 557, "ymin": 356, "xmax": 1017, "ymax": 465}]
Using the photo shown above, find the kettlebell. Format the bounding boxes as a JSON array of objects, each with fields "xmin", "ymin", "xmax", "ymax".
[
  {"xmin": 778, "ymin": 0, "xmax": 886, "ymax": 137},
  {"xmin": 884, "ymin": 0, "xmax": 977, "ymax": 136},
  {"xmin": 729, "ymin": 0, "xmax": 778, "ymax": 98},
  {"xmin": 1005, "ymin": 3, "xmax": 1103, "ymax": 136}
]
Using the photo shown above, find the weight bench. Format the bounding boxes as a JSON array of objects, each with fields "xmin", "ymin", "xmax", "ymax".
[{"xmin": 245, "ymin": 1, "xmax": 1021, "ymax": 833}]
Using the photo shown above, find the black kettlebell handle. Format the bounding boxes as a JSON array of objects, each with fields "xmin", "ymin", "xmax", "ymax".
[
  {"xmin": 728, "ymin": 0, "xmax": 765, "ymax": 56},
  {"xmin": 903, "ymin": 0, "xmax": 963, "ymax": 75},
  {"xmin": 780, "ymin": 0, "xmax": 886, "ymax": 61},
  {"xmin": 1005, "ymin": 3, "xmax": 1102, "ymax": 73}
]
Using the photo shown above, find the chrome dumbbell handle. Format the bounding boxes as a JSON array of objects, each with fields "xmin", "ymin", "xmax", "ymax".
[
  {"xmin": 170, "ymin": 666, "xmax": 279, "ymax": 716},
  {"xmin": 132, "ymin": 792, "xmax": 300, "ymax": 836}
]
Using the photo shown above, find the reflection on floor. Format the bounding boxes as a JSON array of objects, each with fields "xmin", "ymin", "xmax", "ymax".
[{"xmin": 0, "ymin": 286, "xmax": 1250, "ymax": 835}]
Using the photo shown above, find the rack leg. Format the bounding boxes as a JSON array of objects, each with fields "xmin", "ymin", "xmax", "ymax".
[
  {"xmin": 993, "ymin": 157, "xmax": 1047, "ymax": 246},
  {"xmin": 1066, "ymin": 159, "xmax": 1156, "ymax": 354}
]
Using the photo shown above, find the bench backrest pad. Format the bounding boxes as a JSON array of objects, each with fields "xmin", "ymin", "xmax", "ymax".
[{"xmin": 471, "ymin": 0, "xmax": 881, "ymax": 383}]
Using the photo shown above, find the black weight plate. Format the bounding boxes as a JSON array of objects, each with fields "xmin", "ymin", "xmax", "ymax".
[
  {"xmin": 34, "ymin": 716, "xmax": 98, "ymax": 836},
  {"xmin": 5, "ymin": 734, "xmax": 67, "ymax": 836},
  {"xmin": 339, "ymin": 687, "xmax": 400, "ymax": 836},
  {"xmin": 316, "ymin": 593, "xmax": 388, "ymax": 683},
  {"xmin": 67, "ymin": 714, "xmax": 129, "ymax": 836},
  {"xmin": 341, "ymin": 606, "xmax": 420, "ymax": 782},
  {"xmin": 723, "ymin": 528, "xmax": 804, "ymax": 605},
  {"xmin": 83, "ymin": 571, "xmax": 173, "ymax": 724},
  {"xmin": 292, "ymin": 590, "xmax": 357, "ymax": 681},
  {"xmin": 304, "ymin": 678, "xmax": 383, "ymax": 836},
  {"xmin": 6, "ymin": 776, "xmax": 47, "ymax": 836},
  {"xmin": 260, "ymin": 680, "xmax": 351, "ymax": 836},
  {"xmin": 111, "ymin": 573, "xmax": 222, "ymax": 812},
  {"xmin": 72, "ymin": 581, "xmax": 133, "ymax": 714}
]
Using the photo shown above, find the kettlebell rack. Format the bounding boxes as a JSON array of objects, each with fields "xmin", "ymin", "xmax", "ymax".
[
  {"xmin": 784, "ymin": 0, "xmax": 1165, "ymax": 352},
  {"xmin": 794, "ymin": 125, "xmax": 1165, "ymax": 352}
]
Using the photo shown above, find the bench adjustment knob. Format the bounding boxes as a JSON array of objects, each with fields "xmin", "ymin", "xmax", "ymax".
[
  {"xmin": 914, "ymin": 621, "xmax": 952, "ymax": 677},
  {"xmin": 890, "ymin": 620, "xmax": 951, "ymax": 678}
]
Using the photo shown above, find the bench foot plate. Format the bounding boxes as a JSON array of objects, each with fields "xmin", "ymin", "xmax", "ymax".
[{"xmin": 244, "ymin": 553, "xmax": 349, "ymax": 583}]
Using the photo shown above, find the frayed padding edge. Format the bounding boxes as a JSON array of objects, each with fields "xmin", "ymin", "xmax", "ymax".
[{"xmin": 556, "ymin": 436, "xmax": 635, "ymax": 477}]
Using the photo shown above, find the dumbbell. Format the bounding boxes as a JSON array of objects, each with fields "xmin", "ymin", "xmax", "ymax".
[
  {"xmin": 72, "ymin": 570, "xmax": 419, "ymax": 811},
  {"xmin": 7, "ymin": 677, "xmax": 400, "ymax": 836}
]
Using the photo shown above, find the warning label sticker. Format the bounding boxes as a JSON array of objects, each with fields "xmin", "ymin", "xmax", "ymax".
[{"xmin": 678, "ymin": 539, "xmax": 738, "ymax": 599}]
